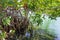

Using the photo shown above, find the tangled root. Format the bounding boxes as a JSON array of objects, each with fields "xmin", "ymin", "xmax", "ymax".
[{"xmin": 0, "ymin": 6, "xmax": 29, "ymax": 39}]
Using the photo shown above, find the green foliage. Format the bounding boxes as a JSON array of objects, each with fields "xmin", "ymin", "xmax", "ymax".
[
  {"xmin": 0, "ymin": 0, "xmax": 60, "ymax": 18},
  {"xmin": 0, "ymin": 0, "xmax": 59, "ymax": 40},
  {"xmin": 30, "ymin": 13, "xmax": 42, "ymax": 25},
  {"xmin": 2, "ymin": 16, "xmax": 11, "ymax": 26},
  {"xmin": 0, "ymin": 31, "xmax": 6, "ymax": 40},
  {"xmin": 21, "ymin": 0, "xmax": 60, "ymax": 19}
]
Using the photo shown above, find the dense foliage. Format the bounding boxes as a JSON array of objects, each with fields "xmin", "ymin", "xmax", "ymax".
[{"xmin": 0, "ymin": 0, "xmax": 60, "ymax": 40}]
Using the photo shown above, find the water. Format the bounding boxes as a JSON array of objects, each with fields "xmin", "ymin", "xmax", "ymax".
[
  {"xmin": 42, "ymin": 16, "xmax": 60, "ymax": 40},
  {"xmin": 54, "ymin": 17, "xmax": 60, "ymax": 40},
  {"xmin": 49, "ymin": 17, "xmax": 60, "ymax": 40}
]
